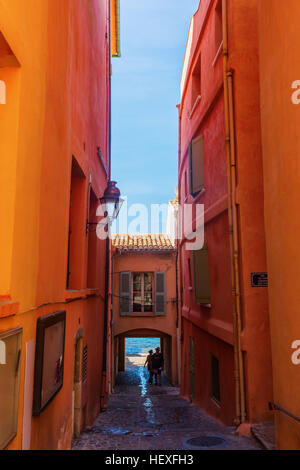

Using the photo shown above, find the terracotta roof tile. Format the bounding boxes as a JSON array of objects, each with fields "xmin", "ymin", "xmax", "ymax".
[{"xmin": 112, "ymin": 234, "xmax": 175, "ymax": 252}]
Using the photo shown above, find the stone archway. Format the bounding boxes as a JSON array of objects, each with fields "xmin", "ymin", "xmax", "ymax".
[{"xmin": 113, "ymin": 328, "xmax": 174, "ymax": 386}]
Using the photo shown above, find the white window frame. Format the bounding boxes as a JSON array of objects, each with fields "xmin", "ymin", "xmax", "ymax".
[{"xmin": 131, "ymin": 272, "xmax": 154, "ymax": 313}]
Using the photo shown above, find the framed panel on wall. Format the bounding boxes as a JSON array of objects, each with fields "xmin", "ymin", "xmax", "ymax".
[
  {"xmin": 0, "ymin": 327, "xmax": 22, "ymax": 449},
  {"xmin": 33, "ymin": 311, "xmax": 66, "ymax": 416}
]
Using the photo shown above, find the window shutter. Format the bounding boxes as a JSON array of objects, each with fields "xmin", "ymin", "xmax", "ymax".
[
  {"xmin": 189, "ymin": 134, "xmax": 204, "ymax": 196},
  {"xmin": 192, "ymin": 244, "xmax": 210, "ymax": 304},
  {"xmin": 119, "ymin": 272, "xmax": 131, "ymax": 315},
  {"xmin": 155, "ymin": 272, "xmax": 166, "ymax": 315}
]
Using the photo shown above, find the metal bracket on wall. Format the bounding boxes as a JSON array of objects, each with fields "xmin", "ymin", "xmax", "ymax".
[{"xmin": 97, "ymin": 146, "xmax": 108, "ymax": 176}]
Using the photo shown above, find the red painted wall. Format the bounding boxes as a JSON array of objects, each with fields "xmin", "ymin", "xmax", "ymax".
[{"xmin": 178, "ymin": 0, "xmax": 273, "ymax": 426}]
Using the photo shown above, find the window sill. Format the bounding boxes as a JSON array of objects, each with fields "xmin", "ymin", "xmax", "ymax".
[
  {"xmin": 65, "ymin": 288, "xmax": 100, "ymax": 301},
  {"xmin": 0, "ymin": 300, "xmax": 19, "ymax": 318},
  {"xmin": 194, "ymin": 188, "xmax": 206, "ymax": 201},
  {"xmin": 212, "ymin": 41, "xmax": 223, "ymax": 68},
  {"xmin": 86, "ymin": 288, "xmax": 100, "ymax": 297},
  {"xmin": 120, "ymin": 312, "xmax": 164, "ymax": 317},
  {"xmin": 211, "ymin": 396, "xmax": 221, "ymax": 408},
  {"xmin": 65, "ymin": 289, "xmax": 86, "ymax": 301}
]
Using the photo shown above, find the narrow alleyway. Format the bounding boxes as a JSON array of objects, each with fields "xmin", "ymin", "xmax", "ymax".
[{"xmin": 72, "ymin": 354, "xmax": 262, "ymax": 451}]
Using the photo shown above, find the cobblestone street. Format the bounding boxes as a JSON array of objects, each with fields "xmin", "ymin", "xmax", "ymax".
[{"xmin": 72, "ymin": 354, "xmax": 262, "ymax": 451}]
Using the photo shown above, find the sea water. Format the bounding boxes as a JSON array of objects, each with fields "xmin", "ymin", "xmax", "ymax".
[{"xmin": 125, "ymin": 337, "xmax": 160, "ymax": 356}]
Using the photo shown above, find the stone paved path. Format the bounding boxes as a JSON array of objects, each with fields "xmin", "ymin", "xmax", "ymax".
[{"xmin": 72, "ymin": 354, "xmax": 262, "ymax": 451}]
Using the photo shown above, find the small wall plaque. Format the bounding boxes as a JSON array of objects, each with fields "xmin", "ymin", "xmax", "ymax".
[{"xmin": 251, "ymin": 272, "xmax": 268, "ymax": 287}]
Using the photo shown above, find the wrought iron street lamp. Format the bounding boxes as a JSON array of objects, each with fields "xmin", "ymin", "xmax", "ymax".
[
  {"xmin": 99, "ymin": 180, "xmax": 123, "ymax": 224},
  {"xmin": 86, "ymin": 180, "xmax": 123, "ymax": 233}
]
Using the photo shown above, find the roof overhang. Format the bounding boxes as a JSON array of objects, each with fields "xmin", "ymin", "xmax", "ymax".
[
  {"xmin": 111, "ymin": 0, "xmax": 121, "ymax": 58},
  {"xmin": 180, "ymin": 16, "xmax": 194, "ymax": 100}
]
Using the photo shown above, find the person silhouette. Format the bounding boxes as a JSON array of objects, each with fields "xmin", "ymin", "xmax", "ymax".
[
  {"xmin": 151, "ymin": 347, "xmax": 164, "ymax": 385},
  {"xmin": 144, "ymin": 349, "xmax": 153, "ymax": 384}
]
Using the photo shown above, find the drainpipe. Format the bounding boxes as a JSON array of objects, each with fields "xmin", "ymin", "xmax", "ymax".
[
  {"xmin": 101, "ymin": 0, "xmax": 112, "ymax": 411},
  {"xmin": 110, "ymin": 251, "xmax": 115, "ymax": 391},
  {"xmin": 222, "ymin": 0, "xmax": 246, "ymax": 425},
  {"xmin": 176, "ymin": 104, "xmax": 182, "ymax": 386},
  {"xmin": 175, "ymin": 234, "xmax": 180, "ymax": 385}
]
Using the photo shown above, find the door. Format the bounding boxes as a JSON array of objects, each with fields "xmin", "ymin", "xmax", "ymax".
[
  {"xmin": 189, "ymin": 337, "xmax": 194, "ymax": 401},
  {"xmin": 73, "ymin": 337, "xmax": 83, "ymax": 438}
]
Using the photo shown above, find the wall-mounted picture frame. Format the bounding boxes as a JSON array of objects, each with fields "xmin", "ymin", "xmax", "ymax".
[{"xmin": 33, "ymin": 311, "xmax": 66, "ymax": 416}]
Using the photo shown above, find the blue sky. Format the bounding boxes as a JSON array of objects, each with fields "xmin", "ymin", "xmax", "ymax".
[{"xmin": 111, "ymin": 0, "xmax": 199, "ymax": 233}]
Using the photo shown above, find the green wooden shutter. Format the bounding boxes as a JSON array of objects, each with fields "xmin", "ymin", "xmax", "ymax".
[
  {"xmin": 155, "ymin": 272, "xmax": 166, "ymax": 315},
  {"xmin": 192, "ymin": 244, "xmax": 210, "ymax": 304},
  {"xmin": 119, "ymin": 272, "xmax": 131, "ymax": 315},
  {"xmin": 189, "ymin": 135, "xmax": 204, "ymax": 196}
]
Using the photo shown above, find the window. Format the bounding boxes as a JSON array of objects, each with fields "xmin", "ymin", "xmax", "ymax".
[
  {"xmin": 0, "ymin": 328, "xmax": 22, "ymax": 449},
  {"xmin": 189, "ymin": 134, "xmax": 205, "ymax": 196},
  {"xmin": 0, "ymin": 31, "xmax": 20, "ymax": 293},
  {"xmin": 87, "ymin": 188, "xmax": 98, "ymax": 288},
  {"xmin": 211, "ymin": 354, "xmax": 221, "ymax": 403},
  {"xmin": 192, "ymin": 244, "xmax": 210, "ymax": 304},
  {"xmin": 119, "ymin": 271, "xmax": 166, "ymax": 315},
  {"xmin": 189, "ymin": 337, "xmax": 195, "ymax": 400},
  {"xmin": 215, "ymin": 0, "xmax": 223, "ymax": 53},
  {"xmin": 191, "ymin": 54, "xmax": 201, "ymax": 107},
  {"xmin": 66, "ymin": 157, "xmax": 86, "ymax": 289},
  {"xmin": 0, "ymin": 31, "xmax": 19, "ymax": 67},
  {"xmin": 132, "ymin": 272, "xmax": 153, "ymax": 312}
]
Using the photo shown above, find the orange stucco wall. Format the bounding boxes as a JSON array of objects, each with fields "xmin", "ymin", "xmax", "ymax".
[
  {"xmin": 0, "ymin": 0, "xmax": 115, "ymax": 450},
  {"xmin": 111, "ymin": 251, "xmax": 179, "ymax": 386},
  {"xmin": 258, "ymin": 0, "xmax": 300, "ymax": 450}
]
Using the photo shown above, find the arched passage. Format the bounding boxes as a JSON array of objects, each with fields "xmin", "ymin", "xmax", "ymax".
[{"xmin": 113, "ymin": 328, "xmax": 174, "ymax": 386}]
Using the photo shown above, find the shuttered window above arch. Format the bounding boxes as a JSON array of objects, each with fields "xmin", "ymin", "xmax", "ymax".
[{"xmin": 119, "ymin": 271, "xmax": 166, "ymax": 316}]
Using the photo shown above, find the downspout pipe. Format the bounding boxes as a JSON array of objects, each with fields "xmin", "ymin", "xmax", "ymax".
[
  {"xmin": 176, "ymin": 105, "xmax": 182, "ymax": 386},
  {"xmin": 227, "ymin": 72, "xmax": 246, "ymax": 424},
  {"xmin": 108, "ymin": 0, "xmax": 112, "ymax": 180},
  {"xmin": 110, "ymin": 251, "xmax": 115, "ymax": 391},
  {"xmin": 222, "ymin": 0, "xmax": 246, "ymax": 425},
  {"xmin": 175, "ymin": 217, "xmax": 180, "ymax": 385},
  {"xmin": 101, "ymin": 0, "xmax": 112, "ymax": 410}
]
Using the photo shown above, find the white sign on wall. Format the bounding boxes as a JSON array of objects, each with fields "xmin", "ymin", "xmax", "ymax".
[
  {"xmin": 0, "ymin": 340, "xmax": 6, "ymax": 364},
  {"xmin": 0, "ymin": 80, "xmax": 6, "ymax": 104}
]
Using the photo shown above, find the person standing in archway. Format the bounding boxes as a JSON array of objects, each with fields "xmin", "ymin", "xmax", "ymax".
[
  {"xmin": 151, "ymin": 347, "xmax": 164, "ymax": 386},
  {"xmin": 144, "ymin": 349, "xmax": 154, "ymax": 384}
]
